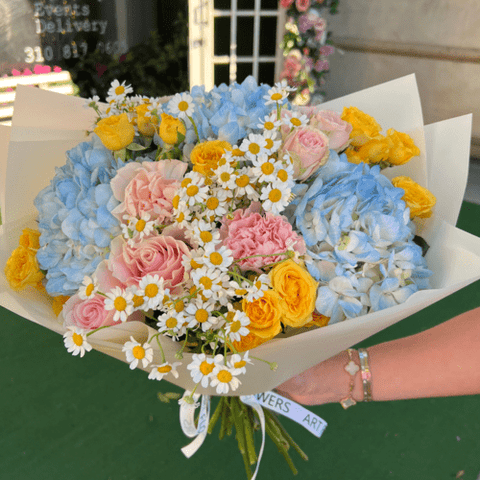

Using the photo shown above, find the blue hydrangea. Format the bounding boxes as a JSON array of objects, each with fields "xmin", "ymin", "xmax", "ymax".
[
  {"xmin": 168, "ymin": 76, "xmax": 273, "ymax": 146},
  {"xmin": 34, "ymin": 134, "xmax": 124, "ymax": 296},
  {"xmin": 290, "ymin": 151, "xmax": 432, "ymax": 322}
]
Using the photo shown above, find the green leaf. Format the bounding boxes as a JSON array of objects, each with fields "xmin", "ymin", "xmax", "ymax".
[
  {"xmin": 127, "ymin": 143, "xmax": 148, "ymax": 151},
  {"xmin": 413, "ymin": 235, "xmax": 430, "ymax": 256}
]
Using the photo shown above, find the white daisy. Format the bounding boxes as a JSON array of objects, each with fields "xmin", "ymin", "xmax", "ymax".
[
  {"xmin": 214, "ymin": 163, "xmax": 237, "ymax": 190},
  {"xmin": 228, "ymin": 351, "xmax": 253, "ymax": 375},
  {"xmin": 240, "ymin": 133, "xmax": 268, "ymax": 161},
  {"xmin": 179, "ymin": 175, "xmax": 209, "ymax": 208},
  {"xmin": 106, "ymin": 79, "xmax": 133, "ymax": 103},
  {"xmin": 178, "ymin": 390, "xmax": 200, "ymax": 408},
  {"xmin": 251, "ymin": 154, "xmax": 281, "ymax": 184},
  {"xmin": 203, "ymin": 189, "xmax": 229, "ymax": 219},
  {"xmin": 272, "ymin": 159, "xmax": 295, "ymax": 190},
  {"xmin": 148, "ymin": 361, "xmax": 182, "ymax": 381},
  {"xmin": 78, "ymin": 275, "xmax": 98, "ymax": 300},
  {"xmin": 263, "ymin": 129, "xmax": 282, "ymax": 155},
  {"xmin": 232, "ymin": 167, "xmax": 259, "ymax": 200},
  {"xmin": 63, "ymin": 327, "xmax": 92, "ymax": 358},
  {"xmin": 187, "ymin": 353, "xmax": 222, "ymax": 388},
  {"xmin": 202, "ymin": 244, "xmax": 233, "ymax": 271},
  {"xmin": 137, "ymin": 274, "xmax": 167, "ymax": 310},
  {"xmin": 210, "ymin": 364, "xmax": 241, "ymax": 394},
  {"xmin": 257, "ymin": 112, "xmax": 282, "ymax": 132},
  {"xmin": 224, "ymin": 309, "xmax": 250, "ymax": 343},
  {"xmin": 260, "ymin": 183, "xmax": 292, "ymax": 215},
  {"xmin": 157, "ymin": 310, "xmax": 187, "ymax": 337},
  {"xmin": 189, "ymin": 219, "xmax": 222, "ymax": 247},
  {"xmin": 282, "ymin": 110, "xmax": 309, "ymax": 129},
  {"xmin": 191, "ymin": 267, "xmax": 230, "ymax": 300},
  {"xmin": 104, "ymin": 287, "xmax": 134, "ymax": 322},
  {"xmin": 168, "ymin": 92, "xmax": 194, "ymax": 119},
  {"xmin": 185, "ymin": 297, "xmax": 217, "ymax": 332},
  {"xmin": 122, "ymin": 213, "xmax": 156, "ymax": 244},
  {"xmin": 244, "ymin": 274, "xmax": 271, "ymax": 302},
  {"xmin": 263, "ymin": 84, "xmax": 289, "ymax": 106},
  {"xmin": 122, "ymin": 336, "xmax": 154, "ymax": 370}
]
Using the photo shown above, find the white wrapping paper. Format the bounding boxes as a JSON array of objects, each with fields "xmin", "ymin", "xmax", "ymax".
[{"xmin": 1, "ymin": 76, "xmax": 479, "ymax": 396}]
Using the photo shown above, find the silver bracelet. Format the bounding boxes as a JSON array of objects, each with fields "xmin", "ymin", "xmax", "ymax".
[{"xmin": 358, "ymin": 348, "xmax": 372, "ymax": 402}]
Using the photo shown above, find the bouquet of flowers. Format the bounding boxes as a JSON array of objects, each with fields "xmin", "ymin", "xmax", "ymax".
[{"xmin": 1, "ymin": 75, "xmax": 480, "ymax": 479}]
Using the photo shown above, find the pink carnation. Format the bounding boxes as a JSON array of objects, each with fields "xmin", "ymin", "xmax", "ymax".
[
  {"xmin": 107, "ymin": 234, "xmax": 189, "ymax": 295},
  {"xmin": 111, "ymin": 159, "xmax": 187, "ymax": 224},
  {"xmin": 296, "ymin": 0, "xmax": 311, "ymax": 12},
  {"xmin": 62, "ymin": 294, "xmax": 142, "ymax": 331},
  {"xmin": 222, "ymin": 210, "xmax": 306, "ymax": 272}
]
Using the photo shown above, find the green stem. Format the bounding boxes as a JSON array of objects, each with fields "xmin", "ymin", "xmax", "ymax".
[
  {"xmin": 188, "ymin": 115, "xmax": 200, "ymax": 143},
  {"xmin": 264, "ymin": 416, "xmax": 298, "ymax": 475},
  {"xmin": 231, "ymin": 398, "xmax": 253, "ymax": 479},
  {"xmin": 208, "ymin": 397, "xmax": 224, "ymax": 435},
  {"xmin": 85, "ymin": 325, "xmax": 111, "ymax": 337},
  {"xmin": 239, "ymin": 402, "xmax": 258, "ymax": 465}
]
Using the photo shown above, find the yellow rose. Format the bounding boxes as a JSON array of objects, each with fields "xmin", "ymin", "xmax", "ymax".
[
  {"xmin": 232, "ymin": 330, "xmax": 268, "ymax": 353},
  {"xmin": 190, "ymin": 140, "xmax": 232, "ymax": 176},
  {"xmin": 135, "ymin": 104, "xmax": 158, "ymax": 137},
  {"xmin": 269, "ymin": 259, "xmax": 318, "ymax": 328},
  {"xmin": 391, "ymin": 175, "xmax": 436, "ymax": 219},
  {"xmin": 5, "ymin": 245, "xmax": 44, "ymax": 291},
  {"xmin": 242, "ymin": 289, "xmax": 283, "ymax": 340},
  {"xmin": 94, "ymin": 113, "xmax": 135, "ymax": 151},
  {"xmin": 386, "ymin": 129, "xmax": 420, "ymax": 165},
  {"xmin": 341, "ymin": 106, "xmax": 382, "ymax": 147},
  {"xmin": 52, "ymin": 295, "xmax": 70, "ymax": 316},
  {"xmin": 346, "ymin": 136, "xmax": 391, "ymax": 165},
  {"xmin": 19, "ymin": 228, "xmax": 41, "ymax": 250},
  {"xmin": 159, "ymin": 113, "xmax": 186, "ymax": 145}
]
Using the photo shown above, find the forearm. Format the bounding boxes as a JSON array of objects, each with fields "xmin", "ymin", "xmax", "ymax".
[{"xmin": 278, "ymin": 307, "xmax": 480, "ymax": 405}]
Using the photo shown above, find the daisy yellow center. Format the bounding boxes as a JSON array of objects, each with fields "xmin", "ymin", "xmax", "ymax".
[
  {"xmin": 115, "ymin": 85, "xmax": 125, "ymax": 95},
  {"xmin": 132, "ymin": 345, "xmax": 145, "ymax": 359},
  {"xmin": 157, "ymin": 365, "xmax": 172, "ymax": 373},
  {"xmin": 232, "ymin": 148, "xmax": 244, "ymax": 157},
  {"xmin": 226, "ymin": 311, "xmax": 236, "ymax": 322},
  {"xmin": 261, "ymin": 162, "xmax": 275, "ymax": 175},
  {"xmin": 72, "ymin": 332, "xmax": 83, "ymax": 346},
  {"xmin": 200, "ymin": 361, "xmax": 214, "ymax": 376},
  {"xmin": 234, "ymin": 360, "xmax": 247, "ymax": 369},
  {"xmin": 206, "ymin": 197, "xmax": 219, "ymax": 210},
  {"xmin": 200, "ymin": 276, "xmax": 212, "ymax": 290},
  {"xmin": 220, "ymin": 172, "xmax": 231, "ymax": 183},
  {"xmin": 209, "ymin": 252, "xmax": 223, "ymax": 266},
  {"xmin": 236, "ymin": 175, "xmax": 250, "ymax": 188},
  {"xmin": 181, "ymin": 178, "xmax": 192, "ymax": 188},
  {"xmin": 271, "ymin": 92, "xmax": 283, "ymax": 101},
  {"xmin": 85, "ymin": 283, "xmax": 95, "ymax": 296},
  {"xmin": 268, "ymin": 188, "xmax": 282, "ymax": 203},
  {"xmin": 190, "ymin": 258, "xmax": 202, "ymax": 269},
  {"xmin": 254, "ymin": 280, "xmax": 263, "ymax": 289},
  {"xmin": 132, "ymin": 294, "xmax": 144, "ymax": 308},
  {"xmin": 230, "ymin": 320, "xmax": 241, "ymax": 333},
  {"xmin": 235, "ymin": 288, "xmax": 247, "ymax": 296},
  {"xmin": 199, "ymin": 231, "xmax": 213, "ymax": 243},
  {"xmin": 177, "ymin": 212, "xmax": 185, "ymax": 223},
  {"xmin": 291, "ymin": 117, "xmax": 302, "ymax": 127},
  {"xmin": 166, "ymin": 317, "xmax": 178, "ymax": 329},
  {"xmin": 114, "ymin": 296, "xmax": 127, "ymax": 312},
  {"xmin": 277, "ymin": 169, "xmax": 289, "ymax": 182},
  {"xmin": 217, "ymin": 370, "xmax": 233, "ymax": 383},
  {"xmin": 172, "ymin": 195, "xmax": 180, "ymax": 209},
  {"xmin": 218, "ymin": 158, "xmax": 227, "ymax": 166},
  {"xmin": 178, "ymin": 101, "xmax": 189, "ymax": 112},
  {"xmin": 248, "ymin": 143, "xmax": 260, "ymax": 155},
  {"xmin": 145, "ymin": 284, "xmax": 159, "ymax": 298},
  {"xmin": 175, "ymin": 302, "xmax": 185, "ymax": 313},
  {"xmin": 135, "ymin": 219, "xmax": 146, "ymax": 232},
  {"xmin": 264, "ymin": 121, "xmax": 274, "ymax": 130},
  {"xmin": 186, "ymin": 185, "xmax": 199, "ymax": 197},
  {"xmin": 195, "ymin": 309, "xmax": 209, "ymax": 323},
  {"xmin": 265, "ymin": 138, "xmax": 274, "ymax": 149}
]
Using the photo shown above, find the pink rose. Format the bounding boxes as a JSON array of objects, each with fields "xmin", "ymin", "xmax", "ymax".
[
  {"xmin": 111, "ymin": 159, "xmax": 187, "ymax": 223},
  {"xmin": 314, "ymin": 59, "xmax": 329, "ymax": 72},
  {"xmin": 108, "ymin": 234, "xmax": 189, "ymax": 295},
  {"xmin": 222, "ymin": 211, "xmax": 306, "ymax": 272},
  {"xmin": 62, "ymin": 293, "xmax": 142, "ymax": 330},
  {"xmin": 279, "ymin": 53, "xmax": 303, "ymax": 84},
  {"xmin": 279, "ymin": 126, "xmax": 330, "ymax": 181},
  {"xmin": 320, "ymin": 45, "xmax": 335, "ymax": 56},
  {"xmin": 296, "ymin": 0, "xmax": 311, "ymax": 11},
  {"xmin": 309, "ymin": 110, "xmax": 352, "ymax": 150},
  {"xmin": 280, "ymin": 0, "xmax": 295, "ymax": 7}
]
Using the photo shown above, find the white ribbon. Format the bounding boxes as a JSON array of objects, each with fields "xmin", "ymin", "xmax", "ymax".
[{"xmin": 179, "ymin": 392, "xmax": 211, "ymax": 458}]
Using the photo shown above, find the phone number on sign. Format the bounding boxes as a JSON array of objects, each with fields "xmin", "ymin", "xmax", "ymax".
[{"xmin": 24, "ymin": 41, "xmax": 128, "ymax": 63}]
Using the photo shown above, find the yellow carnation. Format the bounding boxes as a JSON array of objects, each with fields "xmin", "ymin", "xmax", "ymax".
[
  {"xmin": 392, "ymin": 175, "xmax": 436, "ymax": 219},
  {"xmin": 346, "ymin": 136, "xmax": 391, "ymax": 165},
  {"xmin": 5, "ymin": 246, "xmax": 44, "ymax": 291},
  {"xmin": 159, "ymin": 113, "xmax": 186, "ymax": 145},
  {"xmin": 52, "ymin": 295, "xmax": 70, "ymax": 316},
  {"xmin": 94, "ymin": 113, "xmax": 135, "ymax": 151},
  {"xmin": 232, "ymin": 330, "xmax": 269, "ymax": 353},
  {"xmin": 269, "ymin": 259, "xmax": 318, "ymax": 328},
  {"xmin": 386, "ymin": 129, "xmax": 420, "ymax": 165},
  {"xmin": 19, "ymin": 228, "xmax": 41, "ymax": 250},
  {"xmin": 190, "ymin": 140, "xmax": 232, "ymax": 176},
  {"xmin": 341, "ymin": 106, "xmax": 382, "ymax": 147},
  {"xmin": 135, "ymin": 104, "xmax": 158, "ymax": 137},
  {"xmin": 303, "ymin": 312, "xmax": 330, "ymax": 329},
  {"xmin": 242, "ymin": 289, "xmax": 283, "ymax": 340}
]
